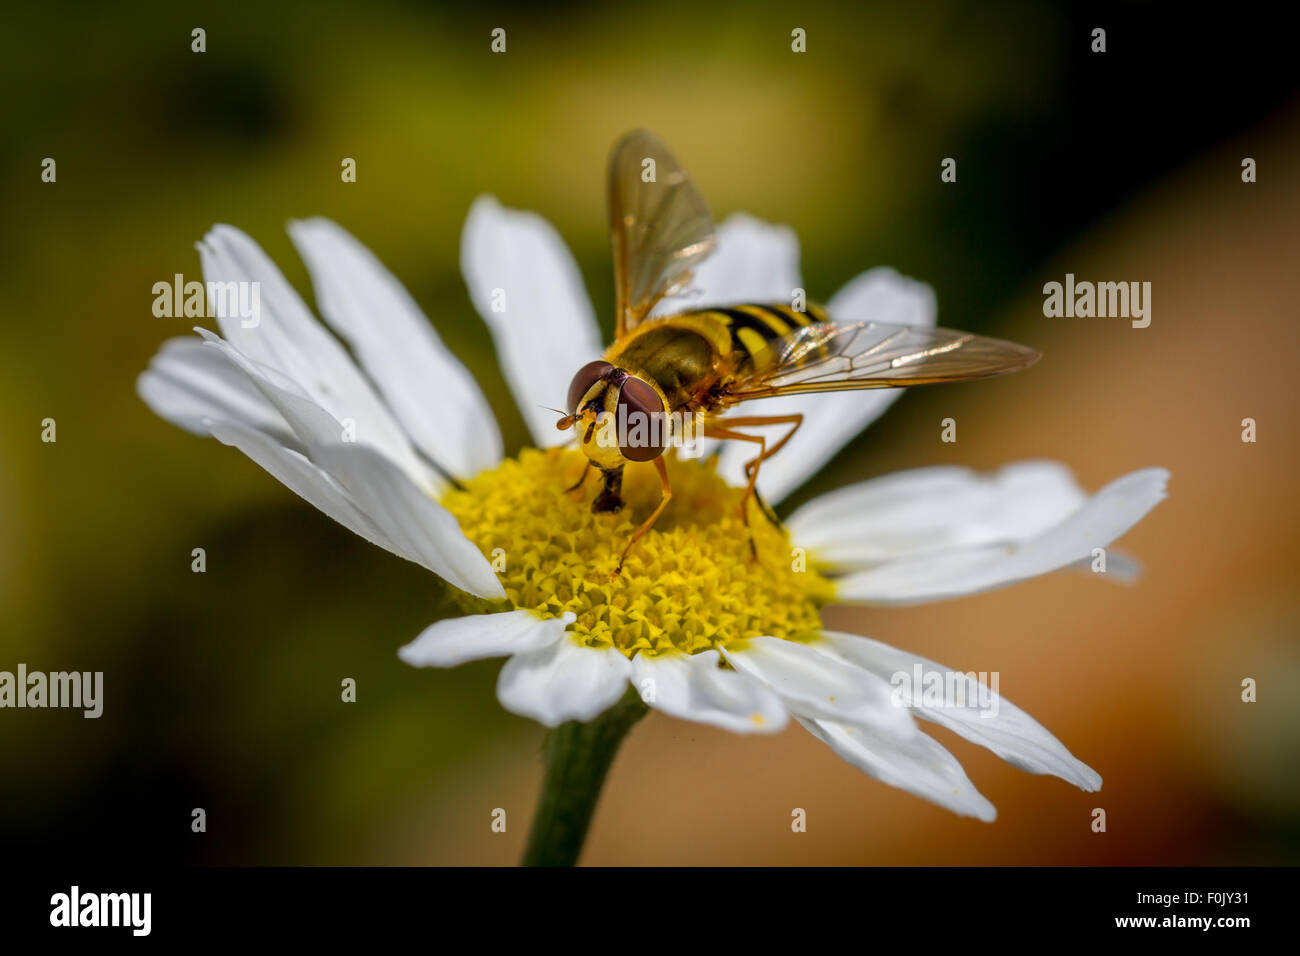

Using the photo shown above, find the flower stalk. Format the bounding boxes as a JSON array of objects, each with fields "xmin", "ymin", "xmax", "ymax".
[{"xmin": 522, "ymin": 687, "xmax": 649, "ymax": 866}]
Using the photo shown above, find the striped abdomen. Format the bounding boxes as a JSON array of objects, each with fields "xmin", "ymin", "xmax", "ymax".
[{"xmin": 682, "ymin": 302, "xmax": 830, "ymax": 374}]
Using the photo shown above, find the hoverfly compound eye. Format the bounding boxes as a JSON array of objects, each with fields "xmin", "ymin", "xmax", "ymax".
[
  {"xmin": 567, "ymin": 360, "xmax": 614, "ymax": 416},
  {"xmin": 616, "ymin": 377, "xmax": 666, "ymax": 462}
]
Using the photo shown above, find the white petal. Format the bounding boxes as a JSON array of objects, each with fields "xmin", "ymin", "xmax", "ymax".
[
  {"xmin": 797, "ymin": 715, "xmax": 997, "ymax": 821},
  {"xmin": 197, "ymin": 224, "xmax": 430, "ymax": 485},
  {"xmin": 720, "ymin": 636, "xmax": 912, "ymax": 732},
  {"xmin": 496, "ymin": 638, "xmax": 632, "ymax": 727},
  {"xmin": 819, "ymin": 631, "xmax": 1101, "ymax": 791},
  {"xmin": 654, "ymin": 213, "xmax": 802, "ymax": 314},
  {"xmin": 288, "ymin": 218, "xmax": 503, "ymax": 478},
  {"xmin": 827, "ymin": 266, "xmax": 938, "ymax": 327},
  {"xmin": 197, "ymin": 332, "xmax": 348, "ymax": 453},
  {"xmin": 315, "ymin": 441, "xmax": 505, "ymax": 600},
  {"xmin": 460, "ymin": 196, "xmax": 603, "ymax": 447},
  {"xmin": 399, "ymin": 610, "xmax": 571, "ymax": 668},
  {"xmin": 197, "ymin": 330, "xmax": 446, "ymax": 492},
  {"xmin": 788, "ymin": 461, "xmax": 1086, "ymax": 570},
  {"xmin": 713, "ymin": 268, "xmax": 938, "ymax": 503},
  {"xmin": 835, "ymin": 467, "xmax": 1170, "ymax": 604},
  {"xmin": 193, "ymin": 330, "xmax": 394, "ymax": 458},
  {"xmin": 205, "ymin": 419, "xmax": 399, "ymax": 556},
  {"xmin": 137, "ymin": 336, "xmax": 296, "ymax": 447},
  {"xmin": 192, "ymin": 332, "xmax": 498, "ymax": 597},
  {"xmin": 631, "ymin": 650, "xmax": 788, "ymax": 734}
]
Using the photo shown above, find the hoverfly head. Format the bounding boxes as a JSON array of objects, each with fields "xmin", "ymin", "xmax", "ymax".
[
  {"xmin": 560, "ymin": 360, "xmax": 619, "ymax": 468},
  {"xmin": 562, "ymin": 360, "xmax": 615, "ymax": 428},
  {"xmin": 561, "ymin": 360, "xmax": 667, "ymax": 467}
]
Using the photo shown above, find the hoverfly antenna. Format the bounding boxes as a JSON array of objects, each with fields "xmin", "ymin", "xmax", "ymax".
[{"xmin": 543, "ymin": 405, "xmax": 576, "ymax": 430}]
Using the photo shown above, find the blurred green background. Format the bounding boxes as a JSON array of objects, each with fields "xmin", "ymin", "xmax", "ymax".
[{"xmin": 2, "ymin": 0, "xmax": 1297, "ymax": 864}]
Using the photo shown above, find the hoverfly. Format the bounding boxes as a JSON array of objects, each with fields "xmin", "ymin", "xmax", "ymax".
[{"xmin": 558, "ymin": 130, "xmax": 1041, "ymax": 575}]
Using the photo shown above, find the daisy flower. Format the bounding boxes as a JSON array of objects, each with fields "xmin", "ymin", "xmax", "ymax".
[{"xmin": 138, "ymin": 199, "xmax": 1168, "ymax": 864}]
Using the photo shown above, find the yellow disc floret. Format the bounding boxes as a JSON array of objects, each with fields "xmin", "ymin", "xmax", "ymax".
[{"xmin": 441, "ymin": 448, "xmax": 834, "ymax": 658}]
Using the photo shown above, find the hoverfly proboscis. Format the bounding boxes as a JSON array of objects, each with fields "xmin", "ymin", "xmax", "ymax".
[{"xmin": 556, "ymin": 130, "xmax": 1041, "ymax": 577}]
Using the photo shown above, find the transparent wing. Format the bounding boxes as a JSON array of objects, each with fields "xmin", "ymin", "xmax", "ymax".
[
  {"xmin": 608, "ymin": 129, "xmax": 716, "ymax": 337},
  {"xmin": 724, "ymin": 320, "xmax": 1041, "ymax": 400}
]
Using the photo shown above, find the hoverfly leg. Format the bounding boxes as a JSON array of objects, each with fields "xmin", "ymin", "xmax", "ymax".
[
  {"xmin": 740, "ymin": 453, "xmax": 763, "ymax": 559},
  {"xmin": 591, "ymin": 466, "xmax": 625, "ymax": 513},
  {"xmin": 705, "ymin": 414, "xmax": 805, "ymax": 557},
  {"xmin": 701, "ymin": 422, "xmax": 765, "ymax": 558},
  {"xmin": 752, "ymin": 487, "xmax": 783, "ymax": 530},
  {"xmin": 611, "ymin": 458, "xmax": 672, "ymax": 579},
  {"xmin": 564, "ymin": 460, "xmax": 592, "ymax": 495}
]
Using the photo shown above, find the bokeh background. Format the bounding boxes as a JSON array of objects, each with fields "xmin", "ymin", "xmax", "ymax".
[{"xmin": 2, "ymin": 0, "xmax": 1297, "ymax": 865}]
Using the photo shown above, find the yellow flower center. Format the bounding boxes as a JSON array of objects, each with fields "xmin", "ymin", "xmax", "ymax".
[{"xmin": 442, "ymin": 448, "xmax": 834, "ymax": 658}]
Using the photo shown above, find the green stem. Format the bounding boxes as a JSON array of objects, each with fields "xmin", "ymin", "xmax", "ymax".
[{"xmin": 522, "ymin": 687, "xmax": 648, "ymax": 866}]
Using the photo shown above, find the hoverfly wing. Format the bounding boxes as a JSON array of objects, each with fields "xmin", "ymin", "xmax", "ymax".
[
  {"xmin": 608, "ymin": 129, "xmax": 716, "ymax": 337},
  {"xmin": 723, "ymin": 320, "xmax": 1041, "ymax": 400}
]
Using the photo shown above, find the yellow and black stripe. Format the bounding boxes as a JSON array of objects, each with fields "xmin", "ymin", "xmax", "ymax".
[{"xmin": 684, "ymin": 302, "xmax": 830, "ymax": 372}]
